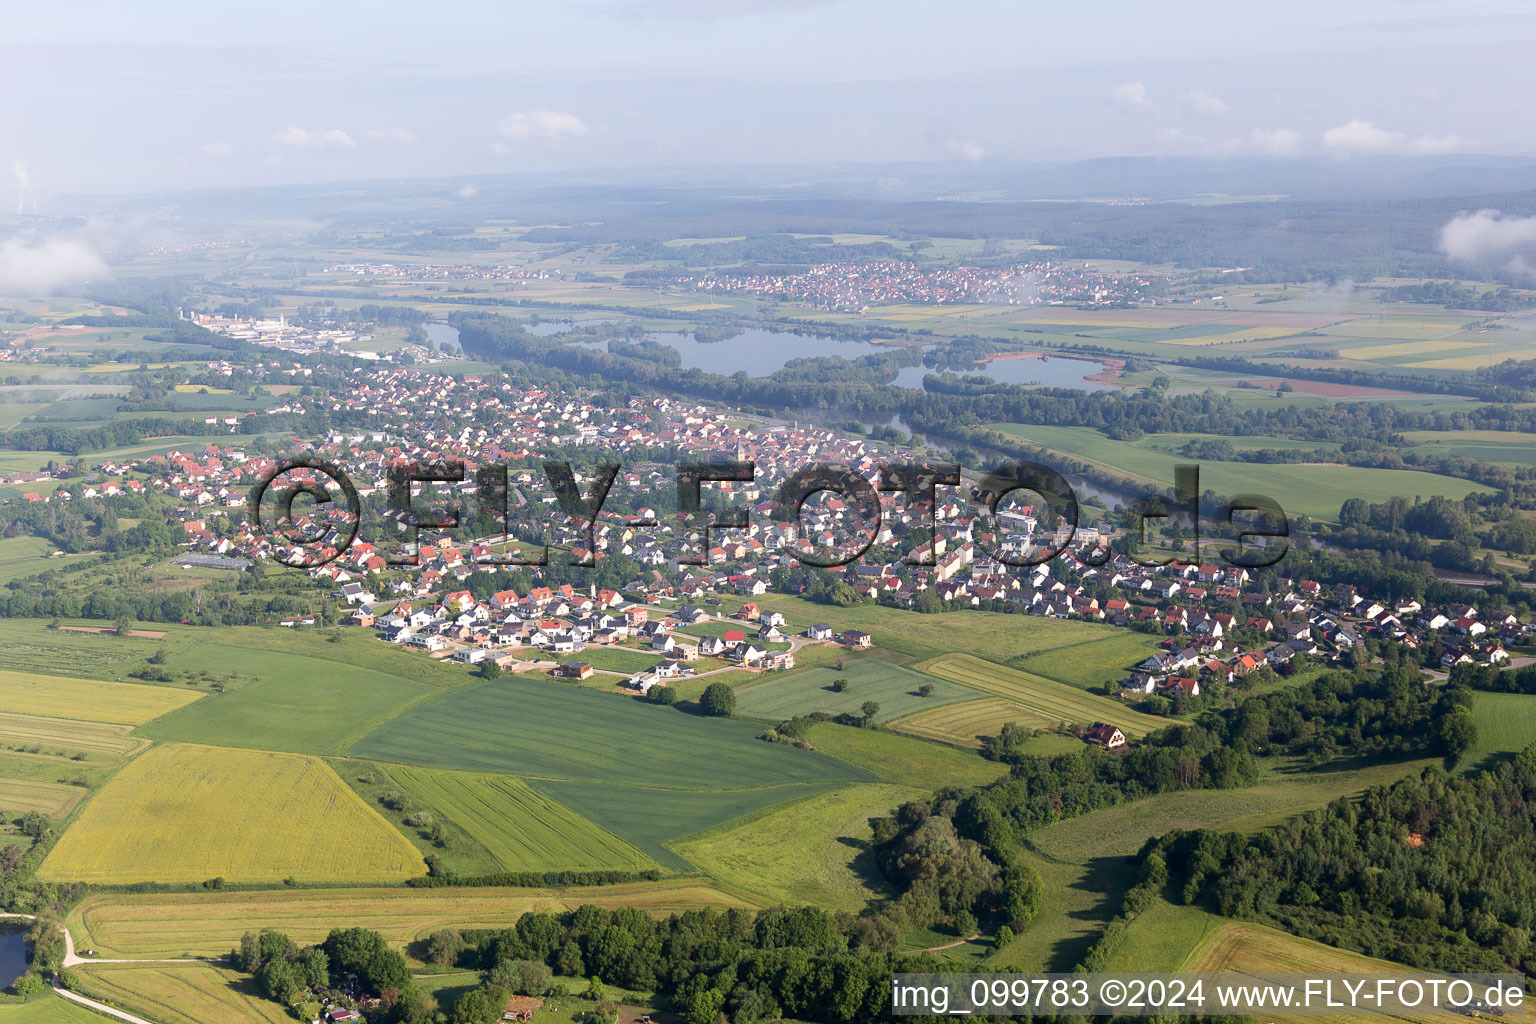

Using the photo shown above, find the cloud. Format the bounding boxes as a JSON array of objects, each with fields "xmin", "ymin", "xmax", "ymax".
[
  {"xmin": 1109, "ymin": 81, "xmax": 1152, "ymax": 112},
  {"xmin": 943, "ymin": 139, "xmax": 985, "ymax": 162},
  {"xmin": 453, "ymin": 184, "xmax": 480, "ymax": 199},
  {"xmin": 1249, "ymin": 127, "xmax": 1301, "ymax": 155},
  {"xmin": 1322, "ymin": 119, "xmax": 1463, "ymax": 155},
  {"xmin": 1187, "ymin": 90, "xmax": 1226, "ymax": 115},
  {"xmin": 1439, "ymin": 210, "xmax": 1536, "ymax": 266},
  {"xmin": 272, "ymin": 125, "xmax": 356, "ymax": 149},
  {"xmin": 11, "ymin": 160, "xmax": 32, "ymax": 216},
  {"xmin": 359, "ymin": 127, "xmax": 417, "ymax": 144},
  {"xmin": 0, "ymin": 236, "xmax": 108, "ymax": 294},
  {"xmin": 198, "ymin": 142, "xmax": 233, "ymax": 158},
  {"xmin": 497, "ymin": 110, "xmax": 588, "ymax": 143}
]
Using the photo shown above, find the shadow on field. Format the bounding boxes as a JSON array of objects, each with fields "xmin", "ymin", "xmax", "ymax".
[{"xmin": 1048, "ymin": 854, "xmax": 1138, "ymax": 971}]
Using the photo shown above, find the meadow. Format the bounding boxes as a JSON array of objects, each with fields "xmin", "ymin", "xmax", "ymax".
[
  {"xmin": 0, "ymin": 669, "xmax": 202, "ymax": 724},
  {"xmin": 348, "ymin": 677, "xmax": 873, "ymax": 790},
  {"xmin": 1010, "ymin": 632, "xmax": 1163, "ymax": 691},
  {"xmin": 138, "ymin": 640, "xmax": 439, "ymax": 755},
  {"xmin": 988, "ymin": 423, "xmax": 1495, "ymax": 520},
  {"xmin": 911, "ymin": 654, "xmax": 1167, "ymax": 737},
  {"xmin": 67, "ymin": 881, "xmax": 751, "ymax": 958},
  {"xmin": 752, "ymin": 593, "xmax": 1123, "ymax": 664},
  {"xmin": 0, "ymin": 990, "xmax": 114, "ymax": 1023},
  {"xmin": 348, "ymin": 762, "xmax": 656, "ymax": 875},
  {"xmin": 0, "ymin": 536, "xmax": 57, "ymax": 585},
  {"xmin": 525, "ymin": 778, "xmax": 846, "ymax": 872},
  {"xmin": 39, "ymin": 743, "xmax": 423, "ymax": 885},
  {"xmin": 732, "ymin": 660, "xmax": 979, "ymax": 724},
  {"xmin": 1463, "ymin": 691, "xmax": 1536, "ymax": 774},
  {"xmin": 799, "ymin": 722, "xmax": 1009, "ymax": 788},
  {"xmin": 0, "ymin": 619, "xmax": 190, "ymax": 679},
  {"xmin": 672, "ymin": 782, "xmax": 918, "ymax": 912},
  {"xmin": 987, "ymin": 850, "xmax": 1136, "ymax": 972},
  {"xmin": 70, "ymin": 963, "xmax": 290, "ymax": 1024}
]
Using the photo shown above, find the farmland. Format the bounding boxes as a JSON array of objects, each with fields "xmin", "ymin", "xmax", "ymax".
[
  {"xmin": 525, "ymin": 778, "xmax": 845, "ymax": 872},
  {"xmin": 911, "ymin": 653, "xmax": 1167, "ymax": 737},
  {"xmin": 39, "ymin": 743, "xmax": 423, "ymax": 885},
  {"xmin": 1011, "ymin": 632, "xmax": 1163, "ymax": 691},
  {"xmin": 732, "ymin": 660, "xmax": 979, "ymax": 724},
  {"xmin": 0, "ymin": 669, "xmax": 202, "ymax": 724},
  {"xmin": 673, "ymin": 782, "xmax": 919, "ymax": 912},
  {"xmin": 348, "ymin": 677, "xmax": 873, "ymax": 790},
  {"xmin": 0, "ymin": 776, "xmax": 89, "ymax": 817},
  {"xmin": 891, "ymin": 697, "xmax": 1085, "ymax": 749},
  {"xmin": 0, "ymin": 712, "xmax": 146, "ymax": 762},
  {"xmin": 988, "ymin": 423, "xmax": 1494, "ymax": 521},
  {"xmin": 138, "ymin": 640, "xmax": 440, "ymax": 755},
  {"xmin": 752, "ymin": 593, "xmax": 1125, "ymax": 664},
  {"xmin": 66, "ymin": 881, "xmax": 751, "ymax": 958},
  {"xmin": 70, "ymin": 963, "xmax": 291, "ymax": 1024},
  {"xmin": 0, "ymin": 990, "xmax": 114, "ymax": 1022},
  {"xmin": 799, "ymin": 722, "xmax": 1009, "ymax": 788},
  {"xmin": 347, "ymin": 762, "xmax": 656, "ymax": 874}
]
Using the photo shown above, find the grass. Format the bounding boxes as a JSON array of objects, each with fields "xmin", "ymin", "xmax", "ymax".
[
  {"xmin": 988, "ymin": 423, "xmax": 1494, "ymax": 521},
  {"xmin": 1095, "ymin": 897, "xmax": 1225, "ymax": 972},
  {"xmin": 752, "ymin": 594, "xmax": 1125, "ymax": 664},
  {"xmin": 0, "ymin": 536, "xmax": 57, "ymax": 585},
  {"xmin": 348, "ymin": 677, "xmax": 873, "ymax": 790},
  {"xmin": 911, "ymin": 654, "xmax": 1167, "ymax": 737},
  {"xmin": 69, "ymin": 963, "xmax": 290, "ymax": 1024},
  {"xmin": 800, "ymin": 722, "xmax": 1009, "ymax": 788},
  {"xmin": 345, "ymin": 761, "xmax": 656, "ymax": 875},
  {"xmin": 569, "ymin": 647, "xmax": 663, "ymax": 674},
  {"xmin": 0, "ymin": 989, "xmax": 117, "ymax": 1022},
  {"xmin": 891, "ymin": 697, "xmax": 1085, "ymax": 749},
  {"xmin": 39, "ymin": 743, "xmax": 423, "ymax": 885},
  {"xmin": 67, "ymin": 881, "xmax": 751, "ymax": 958},
  {"xmin": 0, "ymin": 619, "xmax": 188, "ymax": 678},
  {"xmin": 672, "ymin": 783, "xmax": 919, "ymax": 913},
  {"xmin": 525, "ymin": 778, "xmax": 845, "ymax": 872},
  {"xmin": 1028, "ymin": 757, "xmax": 1436, "ymax": 862},
  {"xmin": 1463, "ymin": 691, "xmax": 1536, "ymax": 774},
  {"xmin": 1012, "ymin": 633, "xmax": 1163, "ymax": 692},
  {"xmin": 732, "ymin": 660, "xmax": 979, "ymax": 724},
  {"xmin": 988, "ymin": 850, "xmax": 1136, "ymax": 972},
  {"xmin": 138, "ymin": 639, "xmax": 440, "ymax": 755},
  {"xmin": 0, "ymin": 712, "xmax": 147, "ymax": 762},
  {"xmin": 0, "ymin": 669, "xmax": 202, "ymax": 724}
]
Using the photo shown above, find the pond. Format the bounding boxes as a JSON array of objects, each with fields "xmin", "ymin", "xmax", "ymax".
[
  {"xmin": 0, "ymin": 925, "xmax": 28, "ymax": 988},
  {"xmin": 423, "ymin": 322, "xmax": 463, "ymax": 356},
  {"xmin": 644, "ymin": 329, "xmax": 889, "ymax": 376},
  {"xmin": 892, "ymin": 354, "xmax": 1115, "ymax": 392}
]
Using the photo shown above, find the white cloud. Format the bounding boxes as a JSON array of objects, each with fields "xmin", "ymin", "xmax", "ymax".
[
  {"xmin": 198, "ymin": 142, "xmax": 233, "ymax": 157},
  {"xmin": 1187, "ymin": 90, "xmax": 1226, "ymax": 115},
  {"xmin": 1322, "ymin": 119, "xmax": 1463, "ymax": 155},
  {"xmin": 0, "ymin": 236, "xmax": 108, "ymax": 294},
  {"xmin": 497, "ymin": 110, "xmax": 588, "ymax": 143},
  {"xmin": 1250, "ymin": 127, "xmax": 1301, "ymax": 155},
  {"xmin": 359, "ymin": 127, "xmax": 417, "ymax": 144},
  {"xmin": 1109, "ymin": 81, "xmax": 1152, "ymax": 112},
  {"xmin": 11, "ymin": 160, "xmax": 32, "ymax": 216},
  {"xmin": 943, "ymin": 138, "xmax": 985, "ymax": 162},
  {"xmin": 272, "ymin": 125, "xmax": 356, "ymax": 149},
  {"xmin": 453, "ymin": 184, "xmax": 480, "ymax": 199},
  {"xmin": 1439, "ymin": 210, "xmax": 1536, "ymax": 264}
]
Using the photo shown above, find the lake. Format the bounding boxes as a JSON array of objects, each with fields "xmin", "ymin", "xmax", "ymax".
[
  {"xmin": 645, "ymin": 329, "xmax": 889, "ymax": 376},
  {"xmin": 423, "ymin": 322, "xmax": 463, "ymax": 356},
  {"xmin": 0, "ymin": 925, "xmax": 28, "ymax": 988}
]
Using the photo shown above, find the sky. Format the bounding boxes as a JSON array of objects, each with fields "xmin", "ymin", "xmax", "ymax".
[{"xmin": 3, "ymin": 0, "xmax": 1536, "ymax": 202}]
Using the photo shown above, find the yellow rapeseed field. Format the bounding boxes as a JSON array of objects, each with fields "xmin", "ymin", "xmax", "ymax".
[{"xmin": 0, "ymin": 669, "xmax": 203, "ymax": 724}]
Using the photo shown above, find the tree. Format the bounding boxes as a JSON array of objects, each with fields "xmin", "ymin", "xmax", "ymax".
[
  {"xmin": 115, "ymin": 614, "xmax": 132, "ymax": 635},
  {"xmin": 19, "ymin": 811, "xmax": 49, "ymax": 838},
  {"xmin": 1439, "ymin": 706, "xmax": 1478, "ymax": 768},
  {"xmin": 917, "ymin": 683, "xmax": 935, "ymax": 697},
  {"xmin": 830, "ymin": 678, "xmax": 848, "ymax": 693},
  {"xmin": 11, "ymin": 972, "xmax": 43, "ymax": 1000},
  {"xmin": 700, "ymin": 682, "xmax": 736, "ymax": 717},
  {"xmin": 647, "ymin": 684, "xmax": 679, "ymax": 705},
  {"xmin": 860, "ymin": 700, "xmax": 880, "ymax": 726},
  {"xmin": 474, "ymin": 660, "xmax": 503, "ymax": 680},
  {"xmin": 425, "ymin": 928, "xmax": 463, "ymax": 966}
]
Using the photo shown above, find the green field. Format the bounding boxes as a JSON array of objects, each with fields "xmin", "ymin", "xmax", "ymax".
[
  {"xmin": 1464, "ymin": 691, "xmax": 1536, "ymax": 774},
  {"xmin": 0, "ymin": 536, "xmax": 59, "ymax": 585},
  {"xmin": 348, "ymin": 677, "xmax": 873, "ymax": 790},
  {"xmin": 752, "ymin": 593, "xmax": 1126, "ymax": 664},
  {"xmin": 989, "ymin": 422, "xmax": 1495, "ymax": 520},
  {"xmin": 138, "ymin": 640, "xmax": 440, "ymax": 754},
  {"xmin": 525, "ymin": 777, "xmax": 844, "ymax": 872},
  {"xmin": 733, "ymin": 660, "xmax": 979, "ymax": 723},
  {"xmin": 891, "ymin": 697, "xmax": 1086, "ymax": 749},
  {"xmin": 39, "ymin": 743, "xmax": 424, "ymax": 885},
  {"xmin": 673, "ymin": 783, "xmax": 918, "ymax": 912},
  {"xmin": 1401, "ymin": 429, "xmax": 1536, "ymax": 467},
  {"xmin": 1011, "ymin": 632, "xmax": 1163, "ymax": 691},
  {"xmin": 0, "ymin": 990, "xmax": 118, "ymax": 1023},
  {"xmin": 912, "ymin": 654, "xmax": 1167, "ymax": 737},
  {"xmin": 800, "ymin": 722, "xmax": 1009, "ymax": 788},
  {"xmin": 351, "ymin": 762, "xmax": 656, "ymax": 874},
  {"xmin": 989, "ymin": 849, "xmax": 1137, "ymax": 971}
]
